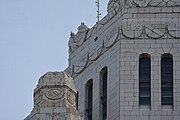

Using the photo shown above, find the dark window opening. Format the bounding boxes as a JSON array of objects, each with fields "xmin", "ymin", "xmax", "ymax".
[
  {"xmin": 94, "ymin": 37, "xmax": 98, "ymax": 41},
  {"xmin": 161, "ymin": 53, "xmax": 173, "ymax": 106},
  {"xmin": 139, "ymin": 54, "xmax": 151, "ymax": 106},
  {"xmin": 76, "ymin": 91, "xmax": 79, "ymax": 110},
  {"xmin": 100, "ymin": 67, "xmax": 107, "ymax": 120},
  {"xmin": 86, "ymin": 80, "xmax": 93, "ymax": 120}
]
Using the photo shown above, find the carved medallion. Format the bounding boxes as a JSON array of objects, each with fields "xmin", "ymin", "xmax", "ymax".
[
  {"xmin": 45, "ymin": 88, "xmax": 64, "ymax": 100},
  {"xmin": 67, "ymin": 90, "xmax": 75, "ymax": 105},
  {"xmin": 34, "ymin": 90, "xmax": 43, "ymax": 105}
]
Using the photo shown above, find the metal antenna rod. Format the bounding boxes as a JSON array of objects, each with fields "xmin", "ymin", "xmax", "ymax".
[{"xmin": 95, "ymin": 0, "xmax": 101, "ymax": 23}]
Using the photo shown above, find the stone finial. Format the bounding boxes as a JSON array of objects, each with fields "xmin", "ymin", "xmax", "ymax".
[{"xmin": 77, "ymin": 22, "xmax": 89, "ymax": 33}]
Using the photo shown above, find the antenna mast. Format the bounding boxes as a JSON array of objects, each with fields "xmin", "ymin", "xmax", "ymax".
[{"xmin": 95, "ymin": 0, "xmax": 101, "ymax": 23}]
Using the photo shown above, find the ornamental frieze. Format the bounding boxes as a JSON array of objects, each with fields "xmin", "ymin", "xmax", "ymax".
[
  {"xmin": 72, "ymin": 23, "xmax": 180, "ymax": 77},
  {"xmin": 128, "ymin": 0, "xmax": 180, "ymax": 7}
]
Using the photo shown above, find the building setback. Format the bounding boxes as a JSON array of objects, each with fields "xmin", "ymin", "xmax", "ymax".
[{"xmin": 26, "ymin": 0, "xmax": 180, "ymax": 120}]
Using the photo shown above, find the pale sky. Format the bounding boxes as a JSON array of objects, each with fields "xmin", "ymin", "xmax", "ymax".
[{"xmin": 0, "ymin": 0, "xmax": 108, "ymax": 120}]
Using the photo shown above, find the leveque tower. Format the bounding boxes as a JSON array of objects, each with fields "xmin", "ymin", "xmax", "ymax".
[{"xmin": 25, "ymin": 0, "xmax": 180, "ymax": 120}]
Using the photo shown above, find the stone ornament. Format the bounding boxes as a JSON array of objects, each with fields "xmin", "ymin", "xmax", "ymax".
[
  {"xmin": 128, "ymin": 0, "xmax": 180, "ymax": 7},
  {"xmin": 34, "ymin": 89, "xmax": 43, "ymax": 105},
  {"xmin": 45, "ymin": 88, "xmax": 64, "ymax": 100},
  {"xmin": 67, "ymin": 90, "xmax": 75, "ymax": 105},
  {"xmin": 68, "ymin": 23, "xmax": 89, "ymax": 53},
  {"xmin": 72, "ymin": 27, "xmax": 120, "ymax": 76},
  {"xmin": 121, "ymin": 24, "xmax": 180, "ymax": 39},
  {"xmin": 72, "ymin": 23, "xmax": 180, "ymax": 77},
  {"xmin": 107, "ymin": 0, "xmax": 122, "ymax": 18},
  {"xmin": 128, "ymin": 0, "xmax": 151, "ymax": 7},
  {"xmin": 148, "ymin": 0, "xmax": 180, "ymax": 7}
]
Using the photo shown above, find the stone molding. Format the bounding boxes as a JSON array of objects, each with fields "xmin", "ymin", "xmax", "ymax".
[
  {"xmin": 71, "ymin": 23, "xmax": 180, "ymax": 77},
  {"xmin": 128, "ymin": 0, "xmax": 180, "ymax": 7}
]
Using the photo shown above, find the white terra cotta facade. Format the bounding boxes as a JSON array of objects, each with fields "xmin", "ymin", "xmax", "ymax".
[{"xmin": 26, "ymin": 0, "xmax": 180, "ymax": 120}]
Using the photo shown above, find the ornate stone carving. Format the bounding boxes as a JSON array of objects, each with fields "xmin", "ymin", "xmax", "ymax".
[
  {"xmin": 45, "ymin": 88, "xmax": 64, "ymax": 100},
  {"xmin": 25, "ymin": 71, "xmax": 82, "ymax": 120},
  {"xmin": 128, "ymin": 0, "xmax": 151, "ymax": 7},
  {"xmin": 107, "ymin": 0, "xmax": 122, "ymax": 18},
  {"xmin": 128, "ymin": 0, "xmax": 180, "ymax": 7},
  {"xmin": 67, "ymin": 90, "xmax": 75, "ymax": 105},
  {"xmin": 72, "ymin": 27, "xmax": 121, "ymax": 77},
  {"xmin": 121, "ymin": 23, "xmax": 180, "ymax": 39},
  {"xmin": 34, "ymin": 89, "xmax": 43, "ymax": 105},
  {"xmin": 68, "ymin": 23, "xmax": 89, "ymax": 53},
  {"xmin": 148, "ymin": 0, "xmax": 180, "ymax": 7}
]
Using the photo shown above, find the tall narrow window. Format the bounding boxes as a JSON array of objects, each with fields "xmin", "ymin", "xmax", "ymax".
[
  {"xmin": 139, "ymin": 54, "xmax": 151, "ymax": 106},
  {"xmin": 76, "ymin": 91, "xmax": 79, "ymax": 110},
  {"xmin": 85, "ymin": 79, "xmax": 93, "ymax": 120},
  {"xmin": 161, "ymin": 53, "xmax": 173, "ymax": 105},
  {"xmin": 100, "ymin": 67, "xmax": 107, "ymax": 120}
]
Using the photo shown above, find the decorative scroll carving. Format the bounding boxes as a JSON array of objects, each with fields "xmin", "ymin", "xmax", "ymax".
[
  {"xmin": 128, "ymin": 0, "xmax": 180, "ymax": 7},
  {"xmin": 107, "ymin": 0, "xmax": 122, "ymax": 18},
  {"xmin": 68, "ymin": 23, "xmax": 89, "ymax": 53}
]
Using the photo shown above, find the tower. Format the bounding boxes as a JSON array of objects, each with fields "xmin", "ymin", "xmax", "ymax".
[
  {"xmin": 68, "ymin": 0, "xmax": 180, "ymax": 120},
  {"xmin": 26, "ymin": 0, "xmax": 180, "ymax": 120},
  {"xmin": 25, "ymin": 72, "xmax": 83, "ymax": 120}
]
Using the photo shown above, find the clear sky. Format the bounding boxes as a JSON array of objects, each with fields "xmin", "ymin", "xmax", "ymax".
[{"xmin": 0, "ymin": 0, "xmax": 108, "ymax": 120}]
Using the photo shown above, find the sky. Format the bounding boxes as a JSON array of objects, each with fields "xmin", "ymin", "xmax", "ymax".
[{"xmin": 0, "ymin": 0, "xmax": 108, "ymax": 120}]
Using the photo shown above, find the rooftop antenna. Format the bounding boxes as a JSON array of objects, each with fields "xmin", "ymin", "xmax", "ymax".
[{"xmin": 95, "ymin": 0, "xmax": 101, "ymax": 23}]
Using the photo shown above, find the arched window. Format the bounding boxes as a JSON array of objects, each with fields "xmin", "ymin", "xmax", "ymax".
[
  {"xmin": 100, "ymin": 67, "xmax": 107, "ymax": 120},
  {"xmin": 85, "ymin": 79, "xmax": 93, "ymax": 120},
  {"xmin": 139, "ymin": 54, "xmax": 151, "ymax": 106},
  {"xmin": 161, "ymin": 53, "xmax": 173, "ymax": 105}
]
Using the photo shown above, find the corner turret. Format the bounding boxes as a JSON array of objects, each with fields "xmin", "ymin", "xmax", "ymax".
[{"xmin": 25, "ymin": 72, "xmax": 83, "ymax": 120}]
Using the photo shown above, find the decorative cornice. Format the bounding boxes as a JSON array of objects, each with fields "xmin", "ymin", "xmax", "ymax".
[{"xmin": 72, "ymin": 24, "xmax": 180, "ymax": 77}]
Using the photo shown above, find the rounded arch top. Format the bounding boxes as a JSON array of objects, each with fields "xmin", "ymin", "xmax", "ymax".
[{"xmin": 139, "ymin": 53, "xmax": 151, "ymax": 59}]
